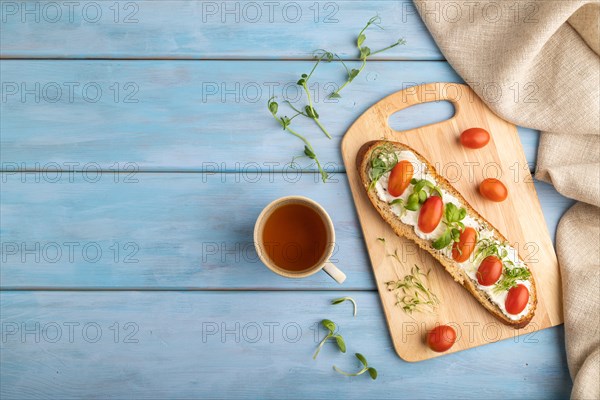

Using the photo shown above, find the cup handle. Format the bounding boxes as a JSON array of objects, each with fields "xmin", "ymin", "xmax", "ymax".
[{"xmin": 323, "ymin": 262, "xmax": 346, "ymax": 284}]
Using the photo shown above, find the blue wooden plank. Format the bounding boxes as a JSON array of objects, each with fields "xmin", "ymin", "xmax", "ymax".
[
  {"xmin": 0, "ymin": 1, "xmax": 442, "ymax": 60},
  {"xmin": 1, "ymin": 60, "xmax": 542, "ymax": 172},
  {"xmin": 0, "ymin": 291, "xmax": 572, "ymax": 399},
  {"xmin": 0, "ymin": 173, "xmax": 574, "ymax": 289}
]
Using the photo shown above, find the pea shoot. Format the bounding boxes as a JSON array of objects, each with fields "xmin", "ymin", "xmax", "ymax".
[
  {"xmin": 268, "ymin": 96, "xmax": 328, "ymax": 182},
  {"xmin": 404, "ymin": 178, "xmax": 443, "ymax": 211},
  {"xmin": 329, "ymin": 16, "xmax": 406, "ymax": 99},
  {"xmin": 313, "ymin": 319, "xmax": 346, "ymax": 360},
  {"xmin": 333, "ymin": 353, "xmax": 378, "ymax": 380},
  {"xmin": 267, "ymin": 16, "xmax": 406, "ymax": 184},
  {"xmin": 286, "ymin": 50, "xmax": 334, "ymax": 139}
]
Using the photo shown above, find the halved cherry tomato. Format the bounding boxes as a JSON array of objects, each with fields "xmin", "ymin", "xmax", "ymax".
[
  {"xmin": 476, "ymin": 256, "xmax": 503, "ymax": 286},
  {"xmin": 418, "ymin": 196, "xmax": 443, "ymax": 233},
  {"xmin": 460, "ymin": 128, "xmax": 490, "ymax": 149},
  {"xmin": 427, "ymin": 325, "xmax": 456, "ymax": 352},
  {"xmin": 452, "ymin": 227, "xmax": 477, "ymax": 262},
  {"xmin": 479, "ymin": 178, "xmax": 508, "ymax": 202},
  {"xmin": 505, "ymin": 284, "xmax": 529, "ymax": 315},
  {"xmin": 388, "ymin": 160, "xmax": 414, "ymax": 197}
]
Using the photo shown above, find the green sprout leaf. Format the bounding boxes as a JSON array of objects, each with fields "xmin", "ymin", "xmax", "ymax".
[
  {"xmin": 305, "ymin": 105, "xmax": 319, "ymax": 119},
  {"xmin": 321, "ymin": 319, "xmax": 336, "ymax": 333},
  {"xmin": 431, "ymin": 203, "xmax": 468, "ymax": 251},
  {"xmin": 331, "ymin": 296, "xmax": 358, "ymax": 317},
  {"xmin": 357, "ymin": 33, "xmax": 366, "ymax": 47},
  {"xmin": 304, "ymin": 145, "xmax": 316, "ymax": 159},
  {"xmin": 355, "ymin": 353, "xmax": 368, "ymax": 367},
  {"xmin": 335, "ymin": 335, "xmax": 346, "ymax": 353},
  {"xmin": 432, "ymin": 229, "xmax": 453, "ymax": 250},
  {"xmin": 405, "ymin": 192, "xmax": 420, "ymax": 211},
  {"xmin": 368, "ymin": 367, "xmax": 378, "ymax": 380}
]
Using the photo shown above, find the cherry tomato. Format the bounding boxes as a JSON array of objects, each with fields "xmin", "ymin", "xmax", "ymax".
[
  {"xmin": 388, "ymin": 160, "xmax": 414, "ymax": 197},
  {"xmin": 460, "ymin": 127, "xmax": 491, "ymax": 149},
  {"xmin": 479, "ymin": 178, "xmax": 508, "ymax": 202},
  {"xmin": 452, "ymin": 227, "xmax": 477, "ymax": 262},
  {"xmin": 476, "ymin": 256, "xmax": 503, "ymax": 286},
  {"xmin": 418, "ymin": 196, "xmax": 443, "ymax": 233},
  {"xmin": 427, "ymin": 325, "xmax": 457, "ymax": 352},
  {"xmin": 505, "ymin": 284, "xmax": 529, "ymax": 315}
]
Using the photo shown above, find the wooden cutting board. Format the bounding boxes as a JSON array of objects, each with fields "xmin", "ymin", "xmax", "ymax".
[{"xmin": 342, "ymin": 83, "xmax": 563, "ymax": 362}]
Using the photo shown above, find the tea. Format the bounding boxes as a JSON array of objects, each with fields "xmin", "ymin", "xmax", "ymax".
[{"xmin": 261, "ymin": 203, "xmax": 328, "ymax": 271}]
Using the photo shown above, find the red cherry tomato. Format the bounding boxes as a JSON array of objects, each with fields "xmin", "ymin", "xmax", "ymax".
[
  {"xmin": 452, "ymin": 227, "xmax": 477, "ymax": 262},
  {"xmin": 505, "ymin": 284, "xmax": 529, "ymax": 315},
  {"xmin": 479, "ymin": 178, "xmax": 508, "ymax": 202},
  {"xmin": 388, "ymin": 160, "xmax": 414, "ymax": 197},
  {"xmin": 427, "ymin": 325, "xmax": 457, "ymax": 352},
  {"xmin": 418, "ymin": 196, "xmax": 443, "ymax": 233},
  {"xmin": 477, "ymin": 256, "xmax": 503, "ymax": 286},
  {"xmin": 460, "ymin": 128, "xmax": 490, "ymax": 149}
]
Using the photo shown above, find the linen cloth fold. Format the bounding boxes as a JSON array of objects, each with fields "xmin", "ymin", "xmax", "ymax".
[{"xmin": 413, "ymin": 1, "xmax": 600, "ymax": 398}]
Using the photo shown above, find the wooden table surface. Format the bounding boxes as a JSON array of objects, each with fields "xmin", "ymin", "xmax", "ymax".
[{"xmin": 0, "ymin": 1, "xmax": 574, "ymax": 398}]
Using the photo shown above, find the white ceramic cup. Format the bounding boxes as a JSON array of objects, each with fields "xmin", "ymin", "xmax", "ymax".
[{"xmin": 254, "ymin": 196, "xmax": 346, "ymax": 284}]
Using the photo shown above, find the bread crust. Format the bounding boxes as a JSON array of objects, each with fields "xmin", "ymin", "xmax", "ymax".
[{"xmin": 357, "ymin": 140, "xmax": 537, "ymax": 328}]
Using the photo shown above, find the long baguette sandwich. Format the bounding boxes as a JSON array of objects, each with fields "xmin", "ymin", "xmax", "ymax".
[{"xmin": 357, "ymin": 140, "xmax": 537, "ymax": 328}]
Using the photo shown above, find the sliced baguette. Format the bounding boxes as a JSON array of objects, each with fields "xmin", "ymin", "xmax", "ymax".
[{"xmin": 357, "ymin": 140, "xmax": 537, "ymax": 329}]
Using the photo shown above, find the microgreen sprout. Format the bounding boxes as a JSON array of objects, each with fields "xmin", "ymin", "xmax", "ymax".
[
  {"xmin": 474, "ymin": 238, "xmax": 510, "ymax": 264},
  {"xmin": 331, "ymin": 296, "xmax": 358, "ymax": 317},
  {"xmin": 313, "ymin": 319, "xmax": 346, "ymax": 360},
  {"xmin": 333, "ymin": 353, "xmax": 378, "ymax": 380},
  {"xmin": 268, "ymin": 96, "xmax": 328, "ymax": 182},
  {"xmin": 385, "ymin": 265, "xmax": 440, "ymax": 314},
  {"xmin": 289, "ymin": 50, "xmax": 334, "ymax": 139},
  {"xmin": 329, "ymin": 16, "xmax": 406, "ymax": 99},
  {"xmin": 494, "ymin": 267, "xmax": 531, "ymax": 294},
  {"xmin": 368, "ymin": 144, "xmax": 399, "ymax": 190},
  {"xmin": 473, "ymin": 238, "xmax": 531, "ymax": 293}
]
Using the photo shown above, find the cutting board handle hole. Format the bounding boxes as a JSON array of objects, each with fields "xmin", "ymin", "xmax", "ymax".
[{"xmin": 387, "ymin": 101, "xmax": 455, "ymax": 132}]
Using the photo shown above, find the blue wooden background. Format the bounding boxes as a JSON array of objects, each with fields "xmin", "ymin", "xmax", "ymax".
[{"xmin": 0, "ymin": 1, "xmax": 574, "ymax": 398}]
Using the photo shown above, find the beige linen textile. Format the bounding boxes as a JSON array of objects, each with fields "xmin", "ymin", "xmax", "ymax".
[{"xmin": 414, "ymin": 1, "xmax": 600, "ymax": 398}]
